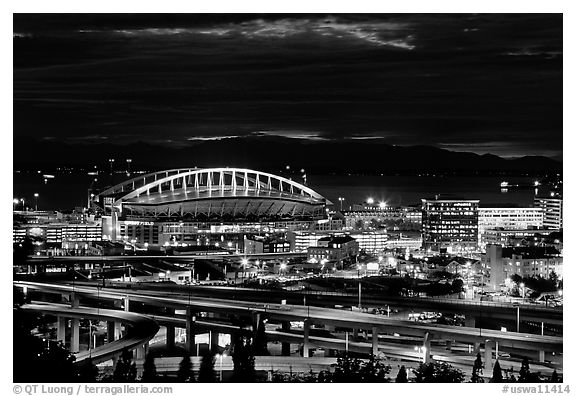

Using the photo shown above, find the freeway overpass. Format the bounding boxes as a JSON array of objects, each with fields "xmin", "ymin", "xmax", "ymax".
[
  {"xmin": 26, "ymin": 252, "xmax": 306, "ymax": 263},
  {"xmin": 15, "ymin": 281, "xmax": 562, "ymax": 359},
  {"xmin": 88, "ymin": 280, "xmax": 564, "ymax": 326},
  {"xmin": 19, "ymin": 302, "xmax": 158, "ymax": 365}
]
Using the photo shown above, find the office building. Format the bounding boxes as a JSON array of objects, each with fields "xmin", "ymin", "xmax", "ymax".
[
  {"xmin": 421, "ymin": 198, "xmax": 479, "ymax": 253},
  {"xmin": 534, "ymin": 196, "xmax": 563, "ymax": 230}
]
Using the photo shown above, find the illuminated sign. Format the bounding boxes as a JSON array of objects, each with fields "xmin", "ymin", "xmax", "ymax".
[
  {"xmin": 367, "ymin": 263, "xmax": 379, "ymax": 271},
  {"xmin": 124, "ymin": 220, "xmax": 154, "ymax": 226}
]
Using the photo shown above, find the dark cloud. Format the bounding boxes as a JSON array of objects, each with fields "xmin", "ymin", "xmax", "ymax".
[{"xmin": 13, "ymin": 14, "xmax": 562, "ymax": 159}]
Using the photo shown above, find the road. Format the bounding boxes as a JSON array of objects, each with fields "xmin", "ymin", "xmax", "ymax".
[
  {"xmin": 15, "ymin": 281, "xmax": 562, "ymax": 354},
  {"xmin": 96, "ymin": 280, "xmax": 563, "ymax": 325},
  {"xmin": 20, "ymin": 302, "xmax": 159, "ymax": 365}
]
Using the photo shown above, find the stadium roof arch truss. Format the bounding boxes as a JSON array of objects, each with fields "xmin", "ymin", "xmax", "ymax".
[{"xmin": 94, "ymin": 168, "xmax": 331, "ymax": 221}]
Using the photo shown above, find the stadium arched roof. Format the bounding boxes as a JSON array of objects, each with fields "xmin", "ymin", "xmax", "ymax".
[{"xmin": 93, "ymin": 168, "xmax": 331, "ymax": 221}]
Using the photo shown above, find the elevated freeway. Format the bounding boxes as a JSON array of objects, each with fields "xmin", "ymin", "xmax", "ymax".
[
  {"xmin": 15, "ymin": 281, "xmax": 562, "ymax": 356},
  {"xmin": 20, "ymin": 302, "xmax": 159, "ymax": 365},
  {"xmin": 88, "ymin": 280, "xmax": 564, "ymax": 326},
  {"xmin": 26, "ymin": 252, "xmax": 307, "ymax": 262}
]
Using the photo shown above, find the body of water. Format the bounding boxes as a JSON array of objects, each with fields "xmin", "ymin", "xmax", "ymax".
[
  {"xmin": 308, "ymin": 174, "xmax": 544, "ymax": 208},
  {"xmin": 13, "ymin": 172, "xmax": 543, "ymax": 211}
]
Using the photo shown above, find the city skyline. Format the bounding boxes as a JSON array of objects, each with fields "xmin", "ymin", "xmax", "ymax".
[{"xmin": 12, "ymin": 12, "xmax": 564, "ymax": 386}]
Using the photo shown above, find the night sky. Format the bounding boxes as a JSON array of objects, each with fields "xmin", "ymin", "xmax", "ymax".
[{"xmin": 13, "ymin": 14, "xmax": 563, "ymax": 161}]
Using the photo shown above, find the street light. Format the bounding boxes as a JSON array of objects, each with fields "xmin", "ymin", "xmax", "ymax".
[
  {"xmin": 367, "ymin": 197, "xmax": 374, "ymax": 205},
  {"xmin": 338, "ymin": 197, "xmax": 345, "ymax": 211},
  {"xmin": 13, "ymin": 198, "xmax": 19, "ymax": 211},
  {"xmin": 241, "ymin": 258, "xmax": 248, "ymax": 281},
  {"xmin": 34, "ymin": 193, "xmax": 39, "ymax": 211}
]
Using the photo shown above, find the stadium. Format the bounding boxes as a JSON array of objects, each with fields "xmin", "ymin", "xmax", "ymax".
[{"xmin": 91, "ymin": 168, "xmax": 333, "ymax": 247}]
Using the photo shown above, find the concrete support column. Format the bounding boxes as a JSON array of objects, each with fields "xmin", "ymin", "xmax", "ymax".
[
  {"xmin": 538, "ymin": 350, "xmax": 545, "ymax": 363},
  {"xmin": 57, "ymin": 317, "xmax": 66, "ymax": 342},
  {"xmin": 107, "ymin": 320, "xmax": 122, "ymax": 341},
  {"xmin": 302, "ymin": 319, "xmax": 310, "ymax": 358},
  {"xmin": 230, "ymin": 331, "xmax": 236, "ymax": 350},
  {"xmin": 107, "ymin": 321, "xmax": 115, "ymax": 342},
  {"xmin": 111, "ymin": 356, "xmax": 119, "ymax": 370},
  {"xmin": 70, "ymin": 318, "xmax": 80, "ymax": 353},
  {"xmin": 281, "ymin": 321, "xmax": 291, "ymax": 356},
  {"xmin": 210, "ymin": 331, "xmax": 219, "ymax": 353},
  {"xmin": 186, "ymin": 307, "xmax": 196, "ymax": 356},
  {"xmin": 123, "ymin": 296, "xmax": 130, "ymax": 312},
  {"xmin": 372, "ymin": 326, "xmax": 379, "ymax": 356},
  {"xmin": 423, "ymin": 332, "xmax": 432, "ymax": 364},
  {"xmin": 353, "ymin": 328, "xmax": 360, "ymax": 341},
  {"xmin": 166, "ymin": 325, "xmax": 175, "ymax": 350},
  {"xmin": 473, "ymin": 342, "xmax": 481, "ymax": 355},
  {"xmin": 465, "ymin": 316, "xmax": 476, "ymax": 328},
  {"xmin": 135, "ymin": 342, "xmax": 149, "ymax": 360},
  {"xmin": 68, "ymin": 292, "xmax": 79, "ymax": 308},
  {"xmin": 252, "ymin": 312, "xmax": 261, "ymax": 334},
  {"xmin": 446, "ymin": 340, "xmax": 452, "ymax": 351},
  {"xmin": 484, "ymin": 339, "xmax": 494, "ymax": 372}
]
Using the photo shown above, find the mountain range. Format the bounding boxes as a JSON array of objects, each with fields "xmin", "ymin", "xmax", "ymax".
[{"xmin": 14, "ymin": 136, "xmax": 561, "ymax": 174}]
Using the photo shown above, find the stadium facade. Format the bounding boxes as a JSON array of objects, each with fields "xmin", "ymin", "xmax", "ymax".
[{"xmin": 91, "ymin": 168, "xmax": 334, "ymax": 249}]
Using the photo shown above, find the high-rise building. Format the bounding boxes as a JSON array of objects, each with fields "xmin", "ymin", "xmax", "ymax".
[
  {"xmin": 534, "ymin": 196, "xmax": 563, "ymax": 230},
  {"xmin": 421, "ymin": 198, "xmax": 479, "ymax": 253},
  {"xmin": 478, "ymin": 206, "xmax": 543, "ymax": 249},
  {"xmin": 478, "ymin": 206, "xmax": 543, "ymax": 232}
]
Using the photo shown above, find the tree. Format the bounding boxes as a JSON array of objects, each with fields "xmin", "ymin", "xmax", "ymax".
[
  {"xmin": 519, "ymin": 357, "xmax": 531, "ymax": 383},
  {"xmin": 359, "ymin": 355, "xmax": 391, "ymax": 382},
  {"xmin": 471, "ymin": 353, "xmax": 484, "ymax": 383},
  {"xmin": 396, "ymin": 365, "xmax": 408, "ymax": 383},
  {"xmin": 511, "ymin": 274, "xmax": 523, "ymax": 284},
  {"xmin": 491, "ymin": 360, "xmax": 503, "ymax": 383},
  {"xmin": 13, "ymin": 308, "xmax": 78, "ymax": 383},
  {"xmin": 330, "ymin": 353, "xmax": 390, "ymax": 382},
  {"xmin": 13, "ymin": 237, "xmax": 34, "ymax": 267},
  {"xmin": 177, "ymin": 354, "xmax": 195, "ymax": 382},
  {"xmin": 331, "ymin": 354, "xmax": 363, "ymax": 382},
  {"xmin": 548, "ymin": 272, "xmax": 559, "ymax": 288},
  {"xmin": 252, "ymin": 316, "xmax": 269, "ymax": 356},
  {"xmin": 232, "ymin": 335, "xmax": 256, "ymax": 382},
  {"xmin": 141, "ymin": 352, "xmax": 158, "ymax": 382},
  {"xmin": 113, "ymin": 349, "xmax": 137, "ymax": 382},
  {"xmin": 77, "ymin": 357, "xmax": 99, "ymax": 382},
  {"xmin": 271, "ymin": 370, "xmax": 318, "ymax": 382},
  {"xmin": 550, "ymin": 370, "xmax": 560, "ymax": 383},
  {"xmin": 451, "ymin": 278, "xmax": 465, "ymax": 294},
  {"xmin": 412, "ymin": 362, "xmax": 465, "ymax": 383},
  {"xmin": 197, "ymin": 352, "xmax": 217, "ymax": 383}
]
